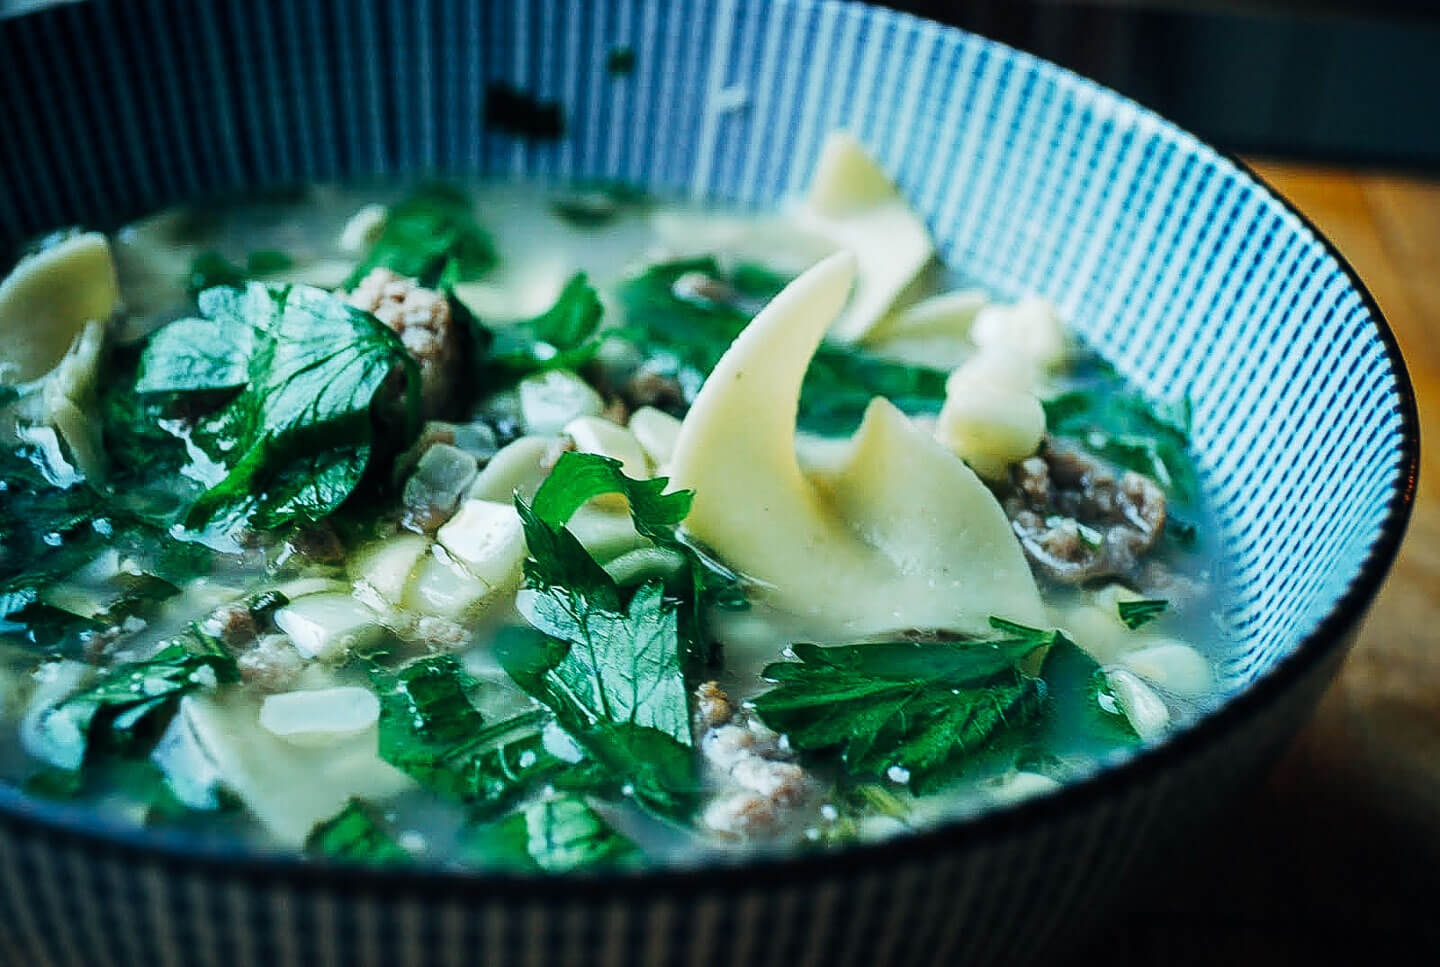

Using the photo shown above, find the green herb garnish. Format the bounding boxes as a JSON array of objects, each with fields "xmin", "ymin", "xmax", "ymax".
[
  {"xmin": 479, "ymin": 272, "xmax": 605, "ymax": 381},
  {"xmin": 346, "ymin": 182, "xmax": 496, "ymax": 289},
  {"xmin": 750, "ymin": 619, "xmax": 1054, "ymax": 795},
  {"xmin": 137, "ymin": 282, "xmax": 421, "ymax": 532},
  {"xmin": 1043, "ymin": 360, "xmax": 1198, "ymax": 507},
  {"xmin": 185, "ymin": 249, "xmax": 294, "ymax": 296},
  {"xmin": 305, "ymin": 800, "xmax": 409, "ymax": 865},
  {"xmin": 1117, "ymin": 598, "xmax": 1168, "ymax": 630},
  {"xmin": 373, "ymin": 655, "xmax": 589, "ymax": 812},
  {"xmin": 25, "ymin": 644, "xmax": 238, "ymax": 773},
  {"xmin": 465, "ymin": 794, "xmax": 636, "ymax": 872}
]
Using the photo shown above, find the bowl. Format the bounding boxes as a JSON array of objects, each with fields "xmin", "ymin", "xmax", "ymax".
[{"xmin": 0, "ymin": 0, "xmax": 1418, "ymax": 964}]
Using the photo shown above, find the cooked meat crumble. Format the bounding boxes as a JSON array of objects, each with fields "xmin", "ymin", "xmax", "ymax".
[
  {"xmin": 347, "ymin": 268, "xmax": 464, "ymax": 418},
  {"xmin": 998, "ymin": 438, "xmax": 1166, "ymax": 584}
]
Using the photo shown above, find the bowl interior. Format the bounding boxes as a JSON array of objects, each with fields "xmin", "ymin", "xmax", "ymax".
[{"xmin": 0, "ymin": 0, "xmax": 1416, "ymax": 812}]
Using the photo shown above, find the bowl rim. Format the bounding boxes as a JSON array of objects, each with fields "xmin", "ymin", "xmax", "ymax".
[{"xmin": 0, "ymin": 1, "xmax": 1420, "ymax": 897}]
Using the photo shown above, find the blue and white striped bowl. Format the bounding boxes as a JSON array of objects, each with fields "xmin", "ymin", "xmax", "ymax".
[{"xmin": 0, "ymin": 1, "xmax": 1418, "ymax": 964}]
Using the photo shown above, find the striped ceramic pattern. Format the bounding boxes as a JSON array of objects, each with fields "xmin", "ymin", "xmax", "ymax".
[{"xmin": 0, "ymin": 0, "xmax": 1415, "ymax": 965}]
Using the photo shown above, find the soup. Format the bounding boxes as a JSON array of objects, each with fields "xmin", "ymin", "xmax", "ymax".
[{"xmin": 0, "ymin": 133, "xmax": 1225, "ymax": 871}]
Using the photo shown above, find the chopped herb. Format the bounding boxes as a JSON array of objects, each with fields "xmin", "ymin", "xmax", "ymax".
[
  {"xmin": 26, "ymin": 644, "xmax": 238, "ymax": 773},
  {"xmin": 467, "ymin": 795, "xmax": 636, "ymax": 872},
  {"xmin": 0, "ymin": 445, "xmax": 210, "ymax": 655},
  {"xmin": 750, "ymin": 621, "xmax": 1053, "ymax": 794},
  {"xmin": 497, "ymin": 628, "xmax": 700, "ymax": 822},
  {"xmin": 516, "ymin": 580, "xmax": 691, "ymax": 747},
  {"xmin": 1043, "ymin": 360, "xmax": 1199, "ymax": 507},
  {"xmin": 485, "ymin": 83, "xmax": 564, "ymax": 140},
  {"xmin": 525, "ymin": 450, "xmax": 747, "ymax": 652},
  {"xmin": 373, "ymin": 655, "xmax": 589, "ymax": 812},
  {"xmin": 1117, "ymin": 598, "xmax": 1168, "ymax": 630},
  {"xmin": 186, "ymin": 251, "xmax": 246, "ymax": 296},
  {"xmin": 245, "ymin": 249, "xmax": 292, "ymax": 275},
  {"xmin": 751, "ymin": 617, "xmax": 1144, "ymax": 794},
  {"xmin": 1036, "ymin": 633, "xmax": 1139, "ymax": 749},
  {"xmin": 605, "ymin": 47, "xmax": 636, "ymax": 76},
  {"xmin": 346, "ymin": 182, "xmax": 496, "ymax": 289},
  {"xmin": 305, "ymin": 800, "xmax": 409, "ymax": 865},
  {"xmin": 479, "ymin": 273, "xmax": 605, "ymax": 381},
  {"xmin": 550, "ymin": 183, "xmax": 648, "ymax": 228},
  {"xmin": 137, "ymin": 282, "xmax": 421, "ymax": 532},
  {"xmin": 184, "ymin": 249, "xmax": 295, "ymax": 296}
]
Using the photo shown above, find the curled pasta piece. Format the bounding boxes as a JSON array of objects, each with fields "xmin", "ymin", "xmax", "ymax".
[{"xmin": 669, "ymin": 252, "xmax": 1045, "ymax": 640}]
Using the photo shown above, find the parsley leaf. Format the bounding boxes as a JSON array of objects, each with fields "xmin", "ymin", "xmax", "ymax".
[
  {"xmin": 751, "ymin": 628, "xmax": 1052, "ymax": 795},
  {"xmin": 549, "ymin": 183, "xmax": 648, "ymax": 228},
  {"xmin": 373, "ymin": 655, "xmax": 590, "ymax": 812},
  {"xmin": 1043, "ymin": 359, "xmax": 1199, "ymax": 507},
  {"xmin": 0, "ymin": 449, "xmax": 211, "ymax": 656},
  {"xmin": 466, "ymin": 794, "xmax": 636, "ymax": 873},
  {"xmin": 497, "ymin": 609, "xmax": 699, "ymax": 822},
  {"xmin": 305, "ymin": 800, "xmax": 409, "ymax": 865},
  {"xmin": 480, "ymin": 273, "xmax": 605, "ymax": 381},
  {"xmin": 185, "ymin": 249, "xmax": 294, "ymax": 297},
  {"xmin": 517, "ymin": 580, "xmax": 691, "ymax": 746},
  {"xmin": 529, "ymin": 450, "xmax": 746, "ymax": 629},
  {"xmin": 346, "ymin": 183, "xmax": 496, "ymax": 289},
  {"xmin": 26, "ymin": 644, "xmax": 238, "ymax": 772},
  {"xmin": 138, "ymin": 282, "xmax": 421, "ymax": 532},
  {"xmin": 1035, "ymin": 633, "xmax": 1140, "ymax": 749},
  {"xmin": 1117, "ymin": 598, "xmax": 1168, "ymax": 630}
]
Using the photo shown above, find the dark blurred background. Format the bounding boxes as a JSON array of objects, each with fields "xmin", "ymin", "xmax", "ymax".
[{"xmin": 887, "ymin": 0, "xmax": 1440, "ymax": 170}]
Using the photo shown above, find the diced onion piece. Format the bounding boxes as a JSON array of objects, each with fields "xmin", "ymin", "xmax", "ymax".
[
  {"xmin": 563, "ymin": 415, "xmax": 651, "ymax": 480},
  {"xmin": 259, "ymin": 687, "xmax": 381, "ymax": 747},
  {"xmin": 338, "ymin": 203, "xmax": 388, "ymax": 254},
  {"xmin": 273, "ymin": 593, "xmax": 383, "ymax": 661},
  {"xmin": 934, "ymin": 382, "xmax": 1045, "ymax": 481},
  {"xmin": 436, "ymin": 499, "xmax": 528, "ymax": 592},
  {"xmin": 1048, "ymin": 602, "xmax": 1133, "ymax": 665},
  {"xmin": 567, "ymin": 506, "xmax": 652, "ymax": 565},
  {"xmin": 628, "ymin": 406, "xmax": 683, "ymax": 470},
  {"xmin": 602, "ymin": 546, "xmax": 688, "ymax": 587},
  {"xmin": 348, "ymin": 534, "xmax": 431, "ymax": 605},
  {"xmin": 403, "ymin": 546, "xmax": 497, "ymax": 621},
  {"xmin": 1120, "ymin": 642, "xmax": 1213, "ymax": 697},
  {"xmin": 986, "ymin": 771, "xmax": 1062, "ymax": 806},
  {"xmin": 970, "ymin": 296, "xmax": 1067, "ymax": 370},
  {"xmin": 468, "ymin": 435, "xmax": 555, "ymax": 503},
  {"xmin": 1107, "ymin": 667, "xmax": 1171, "ymax": 740},
  {"xmin": 1093, "ymin": 582, "xmax": 1145, "ymax": 615},
  {"xmin": 270, "ymin": 576, "xmax": 350, "ymax": 600},
  {"xmin": 403, "ymin": 443, "xmax": 479, "ymax": 525},
  {"xmin": 0, "ymin": 232, "xmax": 119, "ymax": 383},
  {"xmin": 518, "ymin": 369, "xmax": 603, "ymax": 435}
]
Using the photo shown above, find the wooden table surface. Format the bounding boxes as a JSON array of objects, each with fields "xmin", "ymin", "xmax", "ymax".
[{"xmin": 1070, "ymin": 160, "xmax": 1440, "ymax": 965}]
